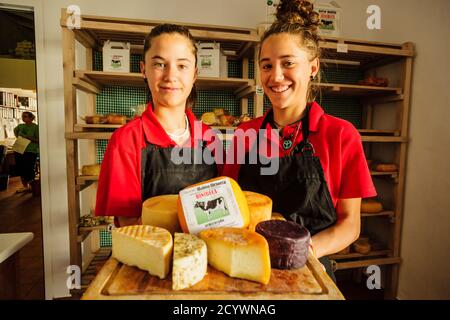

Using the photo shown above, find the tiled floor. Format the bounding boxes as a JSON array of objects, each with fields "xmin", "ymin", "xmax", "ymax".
[{"xmin": 0, "ymin": 176, "xmax": 45, "ymax": 300}]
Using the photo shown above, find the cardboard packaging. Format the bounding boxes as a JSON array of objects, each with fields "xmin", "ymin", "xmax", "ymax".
[
  {"xmin": 102, "ymin": 41, "xmax": 130, "ymax": 73},
  {"xmin": 197, "ymin": 42, "xmax": 228, "ymax": 78}
]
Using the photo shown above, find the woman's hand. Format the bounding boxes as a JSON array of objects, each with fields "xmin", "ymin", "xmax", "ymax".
[{"xmin": 310, "ymin": 198, "xmax": 361, "ymax": 258}]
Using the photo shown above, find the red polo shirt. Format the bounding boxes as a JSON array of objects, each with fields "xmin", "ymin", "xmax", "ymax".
[
  {"xmin": 95, "ymin": 103, "xmax": 223, "ymax": 218},
  {"xmin": 222, "ymin": 101, "xmax": 376, "ymax": 208}
]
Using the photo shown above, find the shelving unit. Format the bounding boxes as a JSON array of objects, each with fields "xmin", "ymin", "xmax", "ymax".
[
  {"xmin": 61, "ymin": 10, "xmax": 414, "ymax": 298},
  {"xmin": 60, "ymin": 10, "xmax": 261, "ymax": 277}
]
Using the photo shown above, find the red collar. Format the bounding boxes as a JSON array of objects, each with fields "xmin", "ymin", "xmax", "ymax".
[
  {"xmin": 262, "ymin": 101, "xmax": 324, "ymax": 133},
  {"xmin": 141, "ymin": 103, "xmax": 212, "ymax": 147}
]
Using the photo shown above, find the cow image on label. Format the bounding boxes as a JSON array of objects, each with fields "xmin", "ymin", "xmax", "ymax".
[{"xmin": 194, "ymin": 197, "xmax": 228, "ymax": 220}]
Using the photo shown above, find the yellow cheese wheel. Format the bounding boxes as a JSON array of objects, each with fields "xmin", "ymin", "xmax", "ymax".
[
  {"xmin": 244, "ymin": 191, "xmax": 272, "ymax": 231},
  {"xmin": 361, "ymin": 199, "xmax": 383, "ymax": 213},
  {"xmin": 352, "ymin": 238, "xmax": 371, "ymax": 255},
  {"xmin": 81, "ymin": 164, "xmax": 100, "ymax": 176},
  {"xmin": 271, "ymin": 212, "xmax": 286, "ymax": 221},
  {"xmin": 177, "ymin": 176, "xmax": 250, "ymax": 234},
  {"xmin": 141, "ymin": 195, "xmax": 181, "ymax": 234},
  {"xmin": 199, "ymin": 227, "xmax": 271, "ymax": 285},
  {"xmin": 201, "ymin": 112, "xmax": 217, "ymax": 126}
]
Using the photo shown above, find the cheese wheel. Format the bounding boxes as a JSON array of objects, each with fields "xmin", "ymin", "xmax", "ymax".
[
  {"xmin": 106, "ymin": 114, "xmax": 127, "ymax": 125},
  {"xmin": 177, "ymin": 176, "xmax": 250, "ymax": 234},
  {"xmin": 255, "ymin": 220, "xmax": 310, "ymax": 269},
  {"xmin": 271, "ymin": 212, "xmax": 286, "ymax": 221},
  {"xmin": 111, "ymin": 225, "xmax": 173, "ymax": 279},
  {"xmin": 244, "ymin": 191, "xmax": 272, "ymax": 231},
  {"xmin": 201, "ymin": 112, "xmax": 217, "ymax": 126},
  {"xmin": 375, "ymin": 163, "xmax": 398, "ymax": 172},
  {"xmin": 81, "ymin": 164, "xmax": 100, "ymax": 176},
  {"xmin": 172, "ymin": 233, "xmax": 207, "ymax": 290},
  {"xmin": 141, "ymin": 195, "xmax": 181, "ymax": 233},
  {"xmin": 361, "ymin": 199, "xmax": 383, "ymax": 213},
  {"xmin": 199, "ymin": 227, "xmax": 271, "ymax": 285},
  {"xmin": 352, "ymin": 238, "xmax": 371, "ymax": 255}
]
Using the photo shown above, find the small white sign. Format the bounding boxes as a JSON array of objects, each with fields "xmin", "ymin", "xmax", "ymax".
[
  {"xmin": 256, "ymin": 86, "xmax": 264, "ymax": 96},
  {"xmin": 179, "ymin": 178, "xmax": 243, "ymax": 235},
  {"xmin": 337, "ymin": 43, "xmax": 348, "ymax": 53}
]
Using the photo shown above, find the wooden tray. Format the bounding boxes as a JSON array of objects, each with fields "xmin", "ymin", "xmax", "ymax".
[{"xmin": 82, "ymin": 255, "xmax": 344, "ymax": 300}]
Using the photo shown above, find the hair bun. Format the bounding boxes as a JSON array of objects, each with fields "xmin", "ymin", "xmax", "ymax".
[{"xmin": 275, "ymin": 0, "xmax": 320, "ymax": 32}]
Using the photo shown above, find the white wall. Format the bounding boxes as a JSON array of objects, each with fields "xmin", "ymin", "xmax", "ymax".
[{"xmin": 4, "ymin": 0, "xmax": 449, "ymax": 299}]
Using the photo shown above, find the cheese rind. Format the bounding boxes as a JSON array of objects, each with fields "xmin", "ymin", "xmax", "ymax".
[
  {"xmin": 199, "ymin": 227, "xmax": 271, "ymax": 285},
  {"xmin": 172, "ymin": 233, "xmax": 207, "ymax": 290},
  {"xmin": 177, "ymin": 177, "xmax": 250, "ymax": 234},
  {"xmin": 244, "ymin": 191, "xmax": 272, "ymax": 231},
  {"xmin": 141, "ymin": 195, "xmax": 181, "ymax": 233},
  {"xmin": 111, "ymin": 225, "xmax": 173, "ymax": 279}
]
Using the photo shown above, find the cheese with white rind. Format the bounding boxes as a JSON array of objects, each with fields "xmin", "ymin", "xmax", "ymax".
[
  {"xmin": 111, "ymin": 225, "xmax": 173, "ymax": 279},
  {"xmin": 172, "ymin": 233, "xmax": 207, "ymax": 290}
]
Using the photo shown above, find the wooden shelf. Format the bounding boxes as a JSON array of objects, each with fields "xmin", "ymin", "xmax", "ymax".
[
  {"xmin": 73, "ymin": 70, "xmax": 254, "ymax": 93},
  {"xmin": 78, "ymin": 224, "xmax": 109, "ymax": 234},
  {"xmin": 362, "ymin": 211, "xmax": 394, "ymax": 218},
  {"xmin": 329, "ymin": 249, "xmax": 391, "ymax": 261},
  {"xmin": 65, "ymin": 132, "xmax": 113, "ymax": 140},
  {"xmin": 74, "ymin": 124, "xmax": 122, "ymax": 132},
  {"xmin": 335, "ymin": 257, "xmax": 401, "ymax": 271},
  {"xmin": 76, "ymin": 175, "xmax": 99, "ymax": 186},
  {"xmin": 359, "ymin": 129, "xmax": 400, "ymax": 136},
  {"xmin": 317, "ymin": 83, "xmax": 402, "ymax": 96},
  {"xmin": 370, "ymin": 171, "xmax": 398, "ymax": 178}
]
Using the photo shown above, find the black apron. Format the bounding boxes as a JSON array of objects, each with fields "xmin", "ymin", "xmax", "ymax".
[
  {"xmin": 238, "ymin": 106, "xmax": 337, "ymax": 280},
  {"xmin": 141, "ymin": 124, "xmax": 218, "ymax": 200}
]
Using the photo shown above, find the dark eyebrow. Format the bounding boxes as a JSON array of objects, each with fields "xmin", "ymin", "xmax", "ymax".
[
  {"xmin": 151, "ymin": 55, "xmax": 192, "ymax": 62},
  {"xmin": 259, "ymin": 55, "xmax": 297, "ymax": 63}
]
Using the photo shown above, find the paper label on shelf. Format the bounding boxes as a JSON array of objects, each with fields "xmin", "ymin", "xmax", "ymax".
[
  {"xmin": 337, "ymin": 43, "xmax": 348, "ymax": 53},
  {"xmin": 256, "ymin": 86, "xmax": 264, "ymax": 96}
]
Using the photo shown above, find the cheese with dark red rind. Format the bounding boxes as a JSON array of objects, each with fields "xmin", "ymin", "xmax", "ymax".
[{"xmin": 255, "ymin": 220, "xmax": 310, "ymax": 269}]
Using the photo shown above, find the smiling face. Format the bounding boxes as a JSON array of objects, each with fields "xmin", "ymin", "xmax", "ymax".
[
  {"xmin": 140, "ymin": 33, "xmax": 197, "ymax": 110},
  {"xmin": 259, "ymin": 33, "xmax": 319, "ymax": 113}
]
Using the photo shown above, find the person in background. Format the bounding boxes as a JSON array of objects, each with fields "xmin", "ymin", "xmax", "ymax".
[
  {"xmin": 95, "ymin": 24, "xmax": 223, "ymax": 227},
  {"xmin": 223, "ymin": 0, "xmax": 376, "ymax": 281},
  {"xmin": 14, "ymin": 111, "xmax": 39, "ymax": 193}
]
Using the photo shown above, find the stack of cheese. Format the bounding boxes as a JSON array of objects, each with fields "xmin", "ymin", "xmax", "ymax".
[{"xmin": 113, "ymin": 177, "xmax": 278, "ymax": 287}]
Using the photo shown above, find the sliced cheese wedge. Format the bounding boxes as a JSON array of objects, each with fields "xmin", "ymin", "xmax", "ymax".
[
  {"xmin": 172, "ymin": 233, "xmax": 207, "ymax": 290},
  {"xmin": 142, "ymin": 194, "xmax": 181, "ymax": 233},
  {"xmin": 199, "ymin": 227, "xmax": 271, "ymax": 285},
  {"xmin": 244, "ymin": 191, "xmax": 272, "ymax": 231},
  {"xmin": 111, "ymin": 225, "xmax": 173, "ymax": 279}
]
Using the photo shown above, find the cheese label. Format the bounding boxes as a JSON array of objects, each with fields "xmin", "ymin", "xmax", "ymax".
[{"xmin": 179, "ymin": 178, "xmax": 243, "ymax": 234}]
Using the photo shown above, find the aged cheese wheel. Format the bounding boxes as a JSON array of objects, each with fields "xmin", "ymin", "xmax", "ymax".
[
  {"xmin": 244, "ymin": 191, "xmax": 272, "ymax": 231},
  {"xmin": 361, "ymin": 199, "xmax": 383, "ymax": 213},
  {"xmin": 141, "ymin": 195, "xmax": 181, "ymax": 234},
  {"xmin": 352, "ymin": 238, "xmax": 371, "ymax": 255},
  {"xmin": 271, "ymin": 212, "xmax": 286, "ymax": 221},
  {"xmin": 199, "ymin": 227, "xmax": 271, "ymax": 285},
  {"xmin": 375, "ymin": 163, "xmax": 398, "ymax": 172},
  {"xmin": 255, "ymin": 220, "xmax": 310, "ymax": 270},
  {"xmin": 201, "ymin": 112, "xmax": 217, "ymax": 126},
  {"xmin": 84, "ymin": 115, "xmax": 107, "ymax": 124},
  {"xmin": 111, "ymin": 225, "xmax": 173, "ymax": 279},
  {"xmin": 106, "ymin": 114, "xmax": 127, "ymax": 125},
  {"xmin": 213, "ymin": 108, "xmax": 225, "ymax": 116},
  {"xmin": 177, "ymin": 176, "xmax": 250, "ymax": 234},
  {"xmin": 81, "ymin": 164, "xmax": 101, "ymax": 176},
  {"xmin": 172, "ymin": 233, "xmax": 207, "ymax": 290}
]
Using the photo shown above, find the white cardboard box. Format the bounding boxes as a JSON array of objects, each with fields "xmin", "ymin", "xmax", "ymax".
[
  {"xmin": 102, "ymin": 41, "xmax": 130, "ymax": 73},
  {"xmin": 197, "ymin": 42, "xmax": 227, "ymax": 78},
  {"xmin": 316, "ymin": 2, "xmax": 342, "ymax": 38}
]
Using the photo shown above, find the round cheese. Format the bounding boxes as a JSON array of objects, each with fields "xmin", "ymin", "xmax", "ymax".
[
  {"xmin": 271, "ymin": 212, "xmax": 286, "ymax": 221},
  {"xmin": 244, "ymin": 191, "xmax": 272, "ymax": 231},
  {"xmin": 81, "ymin": 164, "xmax": 100, "ymax": 176},
  {"xmin": 141, "ymin": 195, "xmax": 181, "ymax": 234},
  {"xmin": 361, "ymin": 199, "xmax": 383, "ymax": 213},
  {"xmin": 255, "ymin": 220, "xmax": 310, "ymax": 270}
]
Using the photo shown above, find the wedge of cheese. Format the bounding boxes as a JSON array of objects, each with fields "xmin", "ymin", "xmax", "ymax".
[
  {"xmin": 142, "ymin": 195, "xmax": 181, "ymax": 233},
  {"xmin": 178, "ymin": 176, "xmax": 250, "ymax": 234},
  {"xmin": 111, "ymin": 225, "xmax": 173, "ymax": 279},
  {"xmin": 244, "ymin": 191, "xmax": 272, "ymax": 231},
  {"xmin": 172, "ymin": 233, "xmax": 207, "ymax": 290},
  {"xmin": 199, "ymin": 227, "xmax": 271, "ymax": 285}
]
